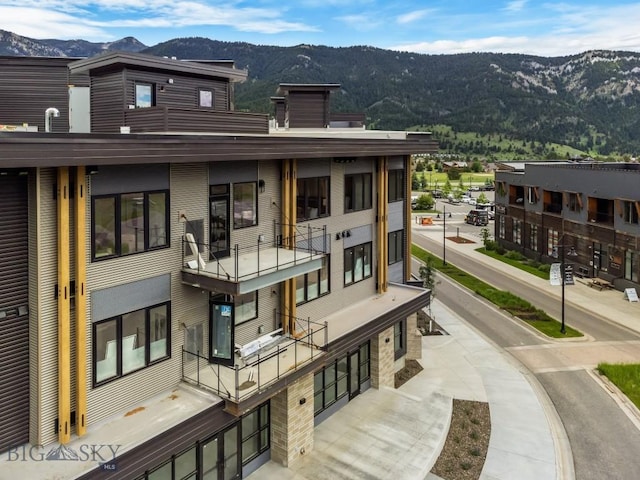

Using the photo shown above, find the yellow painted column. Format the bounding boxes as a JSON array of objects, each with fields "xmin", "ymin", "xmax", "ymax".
[
  {"xmin": 57, "ymin": 167, "xmax": 71, "ymax": 444},
  {"xmin": 285, "ymin": 160, "xmax": 298, "ymax": 334},
  {"xmin": 377, "ymin": 157, "xmax": 388, "ymax": 293},
  {"xmin": 75, "ymin": 166, "xmax": 87, "ymax": 436}
]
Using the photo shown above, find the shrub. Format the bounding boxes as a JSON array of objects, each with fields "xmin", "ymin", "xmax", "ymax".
[
  {"xmin": 496, "ymin": 245, "xmax": 506, "ymax": 255},
  {"xmin": 538, "ymin": 264, "xmax": 551, "ymax": 273},
  {"xmin": 484, "ymin": 240, "xmax": 497, "ymax": 251}
]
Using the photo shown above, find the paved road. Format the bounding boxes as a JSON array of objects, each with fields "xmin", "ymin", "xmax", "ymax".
[
  {"xmin": 413, "ymin": 231, "xmax": 640, "ymax": 342},
  {"xmin": 411, "ymin": 231, "xmax": 640, "ymax": 480}
]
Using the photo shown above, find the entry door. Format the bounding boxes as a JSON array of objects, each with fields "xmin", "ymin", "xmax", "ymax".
[
  {"xmin": 210, "ymin": 185, "xmax": 230, "ymax": 259},
  {"xmin": 210, "ymin": 301, "xmax": 234, "ymax": 365},
  {"xmin": 349, "ymin": 351, "xmax": 360, "ymax": 399},
  {"xmin": 201, "ymin": 425, "xmax": 240, "ymax": 480}
]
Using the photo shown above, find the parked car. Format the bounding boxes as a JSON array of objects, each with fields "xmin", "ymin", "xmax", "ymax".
[
  {"xmin": 468, "ymin": 198, "xmax": 477, "ymax": 206},
  {"xmin": 465, "ymin": 209, "xmax": 489, "ymax": 226}
]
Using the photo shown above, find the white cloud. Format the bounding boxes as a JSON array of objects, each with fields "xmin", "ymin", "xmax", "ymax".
[
  {"xmin": 397, "ymin": 9, "xmax": 432, "ymax": 25},
  {"xmin": 504, "ymin": 0, "xmax": 528, "ymax": 13}
]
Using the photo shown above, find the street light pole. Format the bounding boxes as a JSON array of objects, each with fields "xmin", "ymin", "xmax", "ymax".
[
  {"xmin": 561, "ymin": 245, "xmax": 566, "ymax": 334},
  {"xmin": 443, "ymin": 202, "xmax": 446, "ymax": 266}
]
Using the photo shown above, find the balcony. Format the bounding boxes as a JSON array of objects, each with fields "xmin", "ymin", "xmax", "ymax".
[
  {"xmin": 543, "ymin": 202, "xmax": 563, "ymax": 214},
  {"xmin": 587, "ymin": 211, "xmax": 615, "ymax": 226},
  {"xmin": 124, "ymin": 106, "xmax": 269, "ymax": 134},
  {"xmin": 182, "ymin": 316, "xmax": 327, "ymax": 405},
  {"xmin": 181, "ymin": 224, "xmax": 328, "ymax": 295}
]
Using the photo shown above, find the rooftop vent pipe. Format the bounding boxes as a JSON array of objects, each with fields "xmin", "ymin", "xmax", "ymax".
[{"xmin": 45, "ymin": 107, "xmax": 60, "ymax": 133}]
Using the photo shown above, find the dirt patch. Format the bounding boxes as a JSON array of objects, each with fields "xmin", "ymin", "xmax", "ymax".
[
  {"xmin": 431, "ymin": 399, "xmax": 491, "ymax": 480},
  {"xmin": 394, "ymin": 359, "xmax": 424, "ymax": 388},
  {"xmin": 417, "ymin": 310, "xmax": 446, "ymax": 336},
  {"xmin": 447, "ymin": 236, "xmax": 475, "ymax": 244}
]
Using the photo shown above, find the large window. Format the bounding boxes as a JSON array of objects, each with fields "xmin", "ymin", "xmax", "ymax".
[
  {"xmin": 241, "ymin": 403, "xmax": 270, "ymax": 464},
  {"xmin": 344, "ymin": 243, "xmax": 372, "ymax": 286},
  {"xmin": 513, "ymin": 219, "xmax": 522, "ymax": 245},
  {"xmin": 547, "ymin": 229, "xmax": 559, "ymax": 257},
  {"xmin": 233, "ymin": 182, "xmax": 257, "ymax": 228},
  {"xmin": 135, "ymin": 83, "xmax": 154, "ymax": 108},
  {"xmin": 498, "ymin": 216, "xmax": 505, "ymax": 239},
  {"xmin": 394, "ymin": 320, "xmax": 406, "ymax": 360},
  {"xmin": 297, "ymin": 176, "xmax": 330, "ymax": 221},
  {"xmin": 623, "ymin": 200, "xmax": 639, "ymax": 224},
  {"xmin": 92, "ymin": 191, "xmax": 168, "ymax": 260},
  {"xmin": 314, "ymin": 357, "xmax": 349, "ymax": 414},
  {"xmin": 93, "ymin": 303, "xmax": 170, "ymax": 386},
  {"xmin": 344, "ymin": 173, "xmax": 372, "ymax": 213},
  {"xmin": 296, "ymin": 256, "xmax": 330, "ymax": 305},
  {"xmin": 529, "ymin": 224, "xmax": 538, "ymax": 252},
  {"xmin": 388, "ymin": 170, "xmax": 404, "ymax": 202},
  {"xmin": 235, "ymin": 292, "xmax": 258, "ymax": 324},
  {"xmin": 388, "ymin": 230, "xmax": 404, "ymax": 265},
  {"xmin": 625, "ymin": 250, "xmax": 639, "ymax": 283}
]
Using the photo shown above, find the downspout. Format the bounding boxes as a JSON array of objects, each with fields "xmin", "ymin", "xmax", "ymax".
[
  {"xmin": 57, "ymin": 167, "xmax": 71, "ymax": 444},
  {"xmin": 377, "ymin": 157, "xmax": 388, "ymax": 293},
  {"xmin": 75, "ymin": 167, "xmax": 87, "ymax": 437}
]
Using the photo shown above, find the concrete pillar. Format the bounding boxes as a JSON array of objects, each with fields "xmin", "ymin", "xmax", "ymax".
[
  {"xmin": 270, "ymin": 372, "xmax": 314, "ymax": 467},
  {"xmin": 371, "ymin": 326, "xmax": 395, "ymax": 389},
  {"xmin": 406, "ymin": 313, "xmax": 422, "ymax": 361}
]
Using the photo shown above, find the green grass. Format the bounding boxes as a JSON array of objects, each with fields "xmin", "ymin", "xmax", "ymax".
[
  {"xmin": 597, "ymin": 363, "xmax": 640, "ymax": 410},
  {"xmin": 412, "ymin": 244, "xmax": 582, "ymax": 338},
  {"xmin": 477, "ymin": 247, "xmax": 550, "ymax": 280}
]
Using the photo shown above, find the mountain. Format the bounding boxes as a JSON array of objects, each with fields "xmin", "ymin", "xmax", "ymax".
[
  {"xmin": 3, "ymin": 30, "xmax": 640, "ymax": 155},
  {"xmin": 0, "ymin": 29, "xmax": 146, "ymax": 57}
]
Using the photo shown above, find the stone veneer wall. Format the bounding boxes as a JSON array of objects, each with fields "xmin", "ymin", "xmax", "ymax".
[
  {"xmin": 406, "ymin": 313, "xmax": 422, "ymax": 360},
  {"xmin": 371, "ymin": 326, "xmax": 395, "ymax": 389},
  {"xmin": 270, "ymin": 372, "xmax": 315, "ymax": 467}
]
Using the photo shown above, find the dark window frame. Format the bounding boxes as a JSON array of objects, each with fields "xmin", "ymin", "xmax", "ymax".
[
  {"xmin": 241, "ymin": 403, "xmax": 270, "ymax": 465},
  {"xmin": 394, "ymin": 319, "xmax": 406, "ymax": 360},
  {"xmin": 297, "ymin": 176, "xmax": 330, "ymax": 222},
  {"xmin": 92, "ymin": 302, "xmax": 171, "ymax": 388},
  {"xmin": 344, "ymin": 173, "xmax": 372, "ymax": 213},
  {"xmin": 314, "ymin": 356, "xmax": 349, "ymax": 415},
  {"xmin": 388, "ymin": 230, "xmax": 404, "ymax": 265},
  {"xmin": 296, "ymin": 256, "xmax": 330, "ymax": 305},
  {"xmin": 135, "ymin": 82, "xmax": 155, "ymax": 108},
  {"xmin": 91, "ymin": 190, "xmax": 169, "ymax": 261},
  {"xmin": 344, "ymin": 242, "xmax": 373, "ymax": 286},
  {"xmin": 388, "ymin": 169, "xmax": 404, "ymax": 203},
  {"xmin": 233, "ymin": 181, "xmax": 258, "ymax": 229}
]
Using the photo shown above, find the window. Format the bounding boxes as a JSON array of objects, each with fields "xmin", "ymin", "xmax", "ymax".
[
  {"xmin": 513, "ymin": 219, "xmax": 522, "ymax": 245},
  {"xmin": 135, "ymin": 83, "xmax": 154, "ymax": 108},
  {"xmin": 297, "ymin": 177, "xmax": 330, "ymax": 221},
  {"xmin": 241, "ymin": 403, "xmax": 270, "ymax": 465},
  {"xmin": 568, "ymin": 192, "xmax": 582, "ymax": 212},
  {"xmin": 314, "ymin": 357, "xmax": 349, "ymax": 415},
  {"xmin": 527, "ymin": 186, "xmax": 539, "ymax": 204},
  {"xmin": 388, "ymin": 230, "xmax": 404, "ymax": 264},
  {"xmin": 529, "ymin": 224, "xmax": 538, "ymax": 252},
  {"xmin": 296, "ymin": 256, "xmax": 330, "ymax": 304},
  {"xmin": 345, "ymin": 173, "xmax": 372, "ymax": 212},
  {"xmin": 92, "ymin": 191, "xmax": 168, "ymax": 260},
  {"xmin": 394, "ymin": 320, "xmax": 406, "ymax": 360},
  {"xmin": 146, "ymin": 446, "xmax": 196, "ymax": 480},
  {"xmin": 498, "ymin": 216, "xmax": 505, "ymax": 239},
  {"xmin": 235, "ymin": 292, "xmax": 257, "ymax": 324},
  {"xmin": 233, "ymin": 182, "xmax": 257, "ymax": 228},
  {"xmin": 93, "ymin": 303, "xmax": 170, "ymax": 386},
  {"xmin": 198, "ymin": 88, "xmax": 213, "ymax": 108},
  {"xmin": 623, "ymin": 200, "xmax": 639, "ymax": 224},
  {"xmin": 547, "ymin": 229, "xmax": 559, "ymax": 256},
  {"xmin": 388, "ymin": 170, "xmax": 404, "ymax": 202},
  {"xmin": 344, "ymin": 243, "xmax": 372, "ymax": 286},
  {"xmin": 625, "ymin": 250, "xmax": 638, "ymax": 283}
]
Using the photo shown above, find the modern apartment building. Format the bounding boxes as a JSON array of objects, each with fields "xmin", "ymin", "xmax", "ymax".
[
  {"xmin": 0, "ymin": 51, "xmax": 436, "ymax": 479},
  {"xmin": 494, "ymin": 161, "xmax": 640, "ymax": 291}
]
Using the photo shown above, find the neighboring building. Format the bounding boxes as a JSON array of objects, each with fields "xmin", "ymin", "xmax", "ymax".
[
  {"xmin": 495, "ymin": 161, "xmax": 640, "ymax": 291},
  {"xmin": 0, "ymin": 51, "xmax": 437, "ymax": 479}
]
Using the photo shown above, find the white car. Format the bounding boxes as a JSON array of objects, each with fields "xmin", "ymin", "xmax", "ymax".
[{"xmin": 468, "ymin": 198, "xmax": 477, "ymax": 206}]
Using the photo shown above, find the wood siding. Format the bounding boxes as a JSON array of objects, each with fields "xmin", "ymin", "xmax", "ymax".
[{"xmin": 287, "ymin": 91, "xmax": 330, "ymax": 128}]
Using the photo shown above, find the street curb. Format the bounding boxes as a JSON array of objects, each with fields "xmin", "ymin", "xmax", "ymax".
[{"xmin": 587, "ymin": 368, "xmax": 640, "ymax": 431}]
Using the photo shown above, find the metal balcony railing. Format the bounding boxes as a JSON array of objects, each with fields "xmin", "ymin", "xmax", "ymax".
[
  {"xmin": 182, "ymin": 222, "xmax": 328, "ymax": 284},
  {"xmin": 181, "ymin": 317, "xmax": 328, "ymax": 403}
]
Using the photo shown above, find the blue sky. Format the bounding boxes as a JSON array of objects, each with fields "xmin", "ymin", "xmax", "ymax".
[{"xmin": 2, "ymin": 1, "xmax": 640, "ymax": 56}]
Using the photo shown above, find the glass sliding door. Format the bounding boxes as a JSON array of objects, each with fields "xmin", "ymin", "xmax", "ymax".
[
  {"xmin": 201, "ymin": 425, "xmax": 240, "ymax": 480},
  {"xmin": 210, "ymin": 301, "xmax": 234, "ymax": 365}
]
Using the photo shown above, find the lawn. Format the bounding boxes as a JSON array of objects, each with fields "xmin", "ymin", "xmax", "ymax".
[
  {"xmin": 477, "ymin": 247, "xmax": 550, "ymax": 280},
  {"xmin": 597, "ymin": 363, "xmax": 640, "ymax": 410},
  {"xmin": 412, "ymin": 244, "xmax": 582, "ymax": 338}
]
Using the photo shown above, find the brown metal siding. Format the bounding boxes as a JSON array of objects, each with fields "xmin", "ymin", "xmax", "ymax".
[
  {"xmin": 0, "ymin": 174, "xmax": 30, "ymax": 452},
  {"xmin": 90, "ymin": 71, "xmax": 126, "ymax": 133},
  {"xmin": 0, "ymin": 58, "xmax": 72, "ymax": 133},
  {"xmin": 287, "ymin": 91, "xmax": 329, "ymax": 128}
]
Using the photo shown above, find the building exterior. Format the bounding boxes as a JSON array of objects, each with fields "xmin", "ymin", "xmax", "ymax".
[
  {"xmin": 0, "ymin": 51, "xmax": 437, "ymax": 479},
  {"xmin": 494, "ymin": 161, "xmax": 640, "ymax": 291}
]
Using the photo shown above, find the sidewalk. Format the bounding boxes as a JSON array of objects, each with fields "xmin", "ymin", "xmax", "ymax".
[
  {"xmin": 413, "ymin": 222, "xmax": 640, "ymax": 335},
  {"xmin": 249, "ymin": 299, "xmax": 567, "ymax": 480}
]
